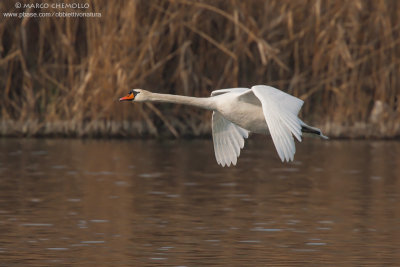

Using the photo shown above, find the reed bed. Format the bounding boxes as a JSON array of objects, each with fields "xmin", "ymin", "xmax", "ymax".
[{"xmin": 1, "ymin": 0, "xmax": 400, "ymax": 138}]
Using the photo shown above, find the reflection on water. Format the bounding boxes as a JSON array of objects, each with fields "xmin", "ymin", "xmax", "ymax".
[{"xmin": 0, "ymin": 138, "xmax": 400, "ymax": 266}]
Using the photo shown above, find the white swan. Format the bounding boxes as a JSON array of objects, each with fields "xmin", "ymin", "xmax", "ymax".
[{"xmin": 119, "ymin": 85, "xmax": 327, "ymax": 166}]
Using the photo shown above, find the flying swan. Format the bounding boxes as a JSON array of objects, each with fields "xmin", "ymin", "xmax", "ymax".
[{"xmin": 119, "ymin": 85, "xmax": 327, "ymax": 166}]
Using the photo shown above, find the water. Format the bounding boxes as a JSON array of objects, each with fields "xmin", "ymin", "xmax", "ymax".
[{"xmin": 0, "ymin": 138, "xmax": 400, "ymax": 266}]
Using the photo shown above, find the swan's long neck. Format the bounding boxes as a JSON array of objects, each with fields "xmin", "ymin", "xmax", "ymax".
[{"xmin": 146, "ymin": 92, "xmax": 216, "ymax": 110}]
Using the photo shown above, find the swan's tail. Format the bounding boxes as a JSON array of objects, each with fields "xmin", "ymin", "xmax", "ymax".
[{"xmin": 300, "ymin": 121, "xmax": 329, "ymax": 139}]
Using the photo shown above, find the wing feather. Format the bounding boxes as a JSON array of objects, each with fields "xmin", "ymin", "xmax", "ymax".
[
  {"xmin": 212, "ymin": 111, "xmax": 249, "ymax": 167},
  {"xmin": 213, "ymin": 135, "xmax": 222, "ymax": 164},
  {"xmin": 251, "ymin": 85, "xmax": 303, "ymax": 162}
]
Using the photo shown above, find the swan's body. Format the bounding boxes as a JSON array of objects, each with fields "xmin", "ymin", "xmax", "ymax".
[{"xmin": 120, "ymin": 85, "xmax": 327, "ymax": 166}]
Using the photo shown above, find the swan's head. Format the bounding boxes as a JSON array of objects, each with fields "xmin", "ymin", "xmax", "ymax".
[{"xmin": 119, "ymin": 89, "xmax": 149, "ymax": 102}]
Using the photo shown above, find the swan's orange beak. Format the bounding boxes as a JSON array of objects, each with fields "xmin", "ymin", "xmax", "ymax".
[{"xmin": 119, "ymin": 93, "xmax": 134, "ymax": 102}]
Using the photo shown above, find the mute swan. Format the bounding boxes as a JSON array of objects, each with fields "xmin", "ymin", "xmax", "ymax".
[{"xmin": 119, "ymin": 85, "xmax": 327, "ymax": 166}]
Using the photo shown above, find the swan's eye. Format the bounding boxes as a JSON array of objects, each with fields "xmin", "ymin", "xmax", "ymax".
[{"xmin": 131, "ymin": 90, "xmax": 140, "ymax": 96}]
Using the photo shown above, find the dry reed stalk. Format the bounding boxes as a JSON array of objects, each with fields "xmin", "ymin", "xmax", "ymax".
[{"xmin": 0, "ymin": 0, "xmax": 399, "ymax": 137}]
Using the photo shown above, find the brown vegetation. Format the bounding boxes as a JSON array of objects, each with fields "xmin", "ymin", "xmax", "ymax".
[{"xmin": 1, "ymin": 0, "xmax": 400, "ymax": 138}]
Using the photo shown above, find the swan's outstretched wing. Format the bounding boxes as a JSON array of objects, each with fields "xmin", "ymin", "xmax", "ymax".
[
  {"xmin": 251, "ymin": 85, "xmax": 304, "ymax": 162},
  {"xmin": 212, "ymin": 111, "xmax": 249, "ymax": 167},
  {"xmin": 211, "ymin": 88, "xmax": 249, "ymax": 97}
]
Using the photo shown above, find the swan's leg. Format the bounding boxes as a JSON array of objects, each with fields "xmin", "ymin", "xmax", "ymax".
[{"xmin": 300, "ymin": 121, "xmax": 328, "ymax": 139}]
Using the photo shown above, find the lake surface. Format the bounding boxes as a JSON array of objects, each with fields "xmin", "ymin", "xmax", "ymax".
[{"xmin": 0, "ymin": 138, "xmax": 399, "ymax": 266}]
